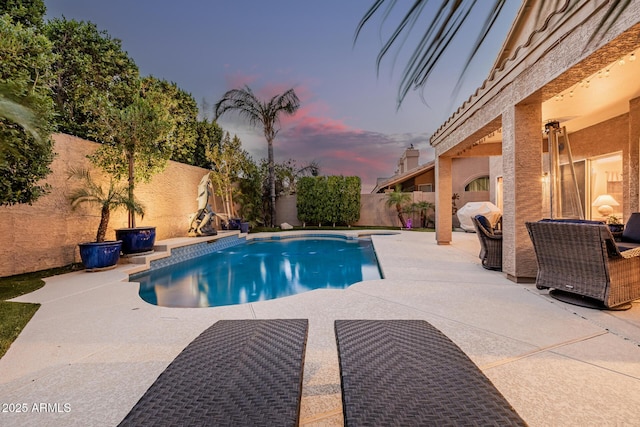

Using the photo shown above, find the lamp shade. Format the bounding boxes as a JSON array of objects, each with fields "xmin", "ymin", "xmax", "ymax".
[
  {"xmin": 592, "ymin": 194, "xmax": 619, "ymax": 217},
  {"xmin": 592, "ymin": 194, "xmax": 620, "ymax": 207}
]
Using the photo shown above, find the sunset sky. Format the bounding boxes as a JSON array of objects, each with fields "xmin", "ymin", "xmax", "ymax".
[{"xmin": 45, "ymin": 0, "xmax": 520, "ymax": 192}]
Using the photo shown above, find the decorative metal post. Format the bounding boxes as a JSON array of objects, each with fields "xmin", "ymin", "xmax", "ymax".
[{"xmin": 544, "ymin": 121, "xmax": 584, "ymax": 219}]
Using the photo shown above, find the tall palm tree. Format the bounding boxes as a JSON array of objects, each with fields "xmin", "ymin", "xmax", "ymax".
[
  {"xmin": 214, "ymin": 85, "xmax": 300, "ymax": 227},
  {"xmin": 355, "ymin": 0, "xmax": 632, "ymax": 107},
  {"xmin": 385, "ymin": 185, "xmax": 412, "ymax": 228}
]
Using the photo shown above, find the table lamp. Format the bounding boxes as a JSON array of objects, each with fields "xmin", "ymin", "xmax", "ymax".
[{"xmin": 592, "ymin": 194, "xmax": 619, "ymax": 217}]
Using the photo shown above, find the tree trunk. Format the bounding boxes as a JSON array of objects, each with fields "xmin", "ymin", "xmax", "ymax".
[
  {"xmin": 228, "ymin": 187, "xmax": 236, "ymax": 218},
  {"xmin": 396, "ymin": 204, "xmax": 407, "ymax": 228},
  {"xmin": 268, "ymin": 137, "xmax": 276, "ymax": 227},
  {"xmin": 97, "ymin": 205, "xmax": 110, "ymax": 243},
  {"xmin": 127, "ymin": 151, "xmax": 136, "ymax": 228}
]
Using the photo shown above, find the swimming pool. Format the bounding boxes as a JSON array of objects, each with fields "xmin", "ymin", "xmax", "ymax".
[{"xmin": 133, "ymin": 235, "xmax": 382, "ymax": 307}]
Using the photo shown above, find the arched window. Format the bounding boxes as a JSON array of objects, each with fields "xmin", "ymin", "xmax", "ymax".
[{"xmin": 465, "ymin": 176, "xmax": 489, "ymax": 192}]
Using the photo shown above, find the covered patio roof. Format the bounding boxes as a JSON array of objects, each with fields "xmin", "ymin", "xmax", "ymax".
[
  {"xmin": 428, "ymin": 0, "xmax": 640, "ymax": 282},
  {"xmin": 431, "ymin": 1, "xmax": 640, "ymax": 155}
]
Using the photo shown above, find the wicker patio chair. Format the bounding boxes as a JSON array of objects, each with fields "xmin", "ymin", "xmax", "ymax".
[
  {"xmin": 526, "ymin": 219, "xmax": 640, "ymax": 309},
  {"xmin": 471, "ymin": 214, "xmax": 502, "ymax": 271}
]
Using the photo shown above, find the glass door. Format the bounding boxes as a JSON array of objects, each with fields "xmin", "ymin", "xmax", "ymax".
[{"xmin": 589, "ymin": 153, "xmax": 623, "ymax": 222}]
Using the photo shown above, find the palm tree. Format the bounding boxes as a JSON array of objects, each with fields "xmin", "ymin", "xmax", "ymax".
[
  {"xmin": 412, "ymin": 201, "xmax": 435, "ymax": 228},
  {"xmin": 355, "ymin": 1, "xmax": 632, "ymax": 107},
  {"xmin": 214, "ymin": 85, "xmax": 300, "ymax": 227},
  {"xmin": 68, "ymin": 168, "xmax": 145, "ymax": 242},
  {"xmin": 385, "ymin": 185, "xmax": 412, "ymax": 228}
]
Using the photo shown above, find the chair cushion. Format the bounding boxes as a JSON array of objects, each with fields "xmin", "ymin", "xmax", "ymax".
[
  {"xmin": 617, "ymin": 241, "xmax": 640, "ymax": 251},
  {"xmin": 622, "ymin": 212, "xmax": 640, "ymax": 243},
  {"xmin": 474, "ymin": 215, "xmax": 493, "ymax": 232}
]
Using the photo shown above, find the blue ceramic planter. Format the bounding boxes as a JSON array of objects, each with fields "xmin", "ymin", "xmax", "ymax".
[
  {"xmin": 78, "ymin": 241, "xmax": 122, "ymax": 271},
  {"xmin": 116, "ymin": 226, "xmax": 156, "ymax": 255}
]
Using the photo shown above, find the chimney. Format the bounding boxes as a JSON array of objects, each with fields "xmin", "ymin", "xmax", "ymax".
[{"xmin": 398, "ymin": 146, "xmax": 419, "ymax": 174}]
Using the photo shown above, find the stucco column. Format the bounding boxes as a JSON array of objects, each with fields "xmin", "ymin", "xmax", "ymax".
[
  {"xmin": 627, "ymin": 96, "xmax": 640, "ymax": 216},
  {"xmin": 435, "ymin": 154, "xmax": 452, "ymax": 245},
  {"xmin": 501, "ymin": 101, "xmax": 543, "ymax": 281}
]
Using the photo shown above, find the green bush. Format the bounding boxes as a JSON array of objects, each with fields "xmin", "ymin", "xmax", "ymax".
[{"xmin": 297, "ymin": 176, "xmax": 361, "ymax": 226}]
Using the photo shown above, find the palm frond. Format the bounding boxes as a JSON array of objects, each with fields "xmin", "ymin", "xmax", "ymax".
[
  {"xmin": 0, "ymin": 93, "xmax": 42, "ymax": 143},
  {"xmin": 67, "ymin": 167, "xmax": 145, "ymax": 215},
  {"xmin": 214, "ymin": 86, "xmax": 263, "ymax": 127},
  {"xmin": 452, "ymin": 0, "xmax": 506, "ymax": 96},
  {"xmin": 355, "ymin": 0, "xmax": 633, "ymax": 107},
  {"xmin": 587, "ymin": 0, "xmax": 631, "ymax": 45}
]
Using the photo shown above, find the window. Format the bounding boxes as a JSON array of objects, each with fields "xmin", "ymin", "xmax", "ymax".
[
  {"xmin": 465, "ymin": 176, "xmax": 489, "ymax": 192},
  {"xmin": 418, "ymin": 184, "xmax": 433, "ymax": 192},
  {"xmin": 589, "ymin": 153, "xmax": 623, "ymax": 221}
]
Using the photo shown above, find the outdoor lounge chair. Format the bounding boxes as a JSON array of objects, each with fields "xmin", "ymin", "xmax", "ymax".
[
  {"xmin": 526, "ymin": 219, "xmax": 640, "ymax": 309},
  {"xmin": 119, "ymin": 319, "xmax": 308, "ymax": 427},
  {"xmin": 471, "ymin": 214, "xmax": 503, "ymax": 271},
  {"xmin": 334, "ymin": 320, "xmax": 526, "ymax": 426}
]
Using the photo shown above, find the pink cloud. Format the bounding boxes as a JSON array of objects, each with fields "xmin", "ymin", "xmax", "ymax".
[
  {"xmin": 275, "ymin": 123, "xmax": 428, "ymax": 192},
  {"xmin": 223, "ymin": 71, "xmax": 260, "ymax": 91},
  {"xmin": 217, "ymin": 75, "xmax": 430, "ymax": 191}
]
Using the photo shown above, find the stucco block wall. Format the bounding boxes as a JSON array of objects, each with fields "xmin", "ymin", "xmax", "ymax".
[
  {"xmin": 0, "ymin": 134, "xmax": 215, "ymax": 277},
  {"xmin": 277, "ymin": 188, "xmax": 490, "ymax": 228},
  {"xmin": 568, "ymin": 114, "xmax": 628, "ymax": 159},
  {"xmin": 275, "ymin": 195, "xmax": 302, "ymax": 226}
]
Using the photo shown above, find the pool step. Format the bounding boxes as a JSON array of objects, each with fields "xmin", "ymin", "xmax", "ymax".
[{"xmin": 120, "ymin": 231, "xmax": 241, "ymax": 274}]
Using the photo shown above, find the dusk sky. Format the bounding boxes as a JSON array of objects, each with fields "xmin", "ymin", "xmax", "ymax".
[{"xmin": 45, "ymin": 1, "xmax": 520, "ymax": 192}]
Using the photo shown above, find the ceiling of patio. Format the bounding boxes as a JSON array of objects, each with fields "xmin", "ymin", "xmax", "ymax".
[
  {"xmin": 479, "ymin": 48, "xmax": 639, "ymax": 147},
  {"xmin": 542, "ymin": 49, "xmax": 640, "ymax": 134}
]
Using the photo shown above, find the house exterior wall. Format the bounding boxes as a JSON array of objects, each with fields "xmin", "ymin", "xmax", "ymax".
[
  {"xmin": 630, "ymin": 96, "xmax": 640, "ymax": 213},
  {"xmin": 490, "ymin": 113, "xmax": 630, "ymax": 206},
  {"xmin": 276, "ymin": 155, "xmax": 491, "ymax": 229},
  {"xmin": 414, "ymin": 170, "xmax": 435, "ymax": 189},
  {"xmin": 430, "ymin": 1, "xmax": 640, "ymax": 281},
  {"xmin": 452, "ymin": 157, "xmax": 490, "ymax": 192},
  {"xmin": 0, "ymin": 134, "xmax": 217, "ymax": 277},
  {"xmin": 569, "ymin": 114, "xmax": 628, "ymax": 159}
]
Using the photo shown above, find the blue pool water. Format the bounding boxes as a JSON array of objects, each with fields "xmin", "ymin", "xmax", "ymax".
[{"xmin": 134, "ymin": 236, "xmax": 382, "ymax": 307}]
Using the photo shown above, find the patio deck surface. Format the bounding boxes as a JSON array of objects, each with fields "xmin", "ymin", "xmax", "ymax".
[{"xmin": 1, "ymin": 230, "xmax": 639, "ymax": 426}]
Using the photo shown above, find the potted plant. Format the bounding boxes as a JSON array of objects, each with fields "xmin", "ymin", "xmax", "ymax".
[
  {"xmin": 68, "ymin": 168, "xmax": 145, "ymax": 271},
  {"xmin": 607, "ymin": 215, "xmax": 624, "ymax": 234},
  {"xmin": 89, "ymin": 94, "xmax": 171, "ymax": 255}
]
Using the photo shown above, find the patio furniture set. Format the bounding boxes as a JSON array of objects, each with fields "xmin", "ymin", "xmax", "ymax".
[{"xmin": 472, "ymin": 212, "xmax": 640, "ymax": 310}]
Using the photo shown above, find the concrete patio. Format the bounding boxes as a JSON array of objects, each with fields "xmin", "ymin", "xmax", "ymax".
[{"xmin": 1, "ymin": 230, "xmax": 639, "ymax": 426}]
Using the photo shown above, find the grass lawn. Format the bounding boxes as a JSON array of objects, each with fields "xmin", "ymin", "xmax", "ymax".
[
  {"xmin": 0, "ymin": 301, "xmax": 40, "ymax": 358},
  {"xmin": 0, "ymin": 264, "xmax": 82, "ymax": 359}
]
